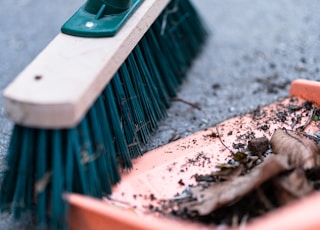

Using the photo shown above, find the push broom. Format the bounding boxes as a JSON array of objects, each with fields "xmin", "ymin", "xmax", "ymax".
[{"xmin": 0, "ymin": 0, "xmax": 207, "ymax": 228}]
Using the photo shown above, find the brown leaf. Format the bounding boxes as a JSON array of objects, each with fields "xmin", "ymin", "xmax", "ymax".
[
  {"xmin": 181, "ymin": 155, "xmax": 290, "ymax": 215},
  {"xmin": 270, "ymin": 128, "xmax": 320, "ymax": 169},
  {"xmin": 212, "ymin": 163, "xmax": 243, "ymax": 181},
  {"xmin": 273, "ymin": 168, "xmax": 314, "ymax": 205}
]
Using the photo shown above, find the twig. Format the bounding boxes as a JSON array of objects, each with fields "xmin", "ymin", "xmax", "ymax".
[
  {"xmin": 105, "ymin": 196, "xmax": 134, "ymax": 207},
  {"xmin": 285, "ymin": 128, "xmax": 320, "ymax": 143},
  {"xmin": 104, "ymin": 196, "xmax": 146, "ymax": 214},
  {"xmin": 296, "ymin": 108, "xmax": 315, "ymax": 132},
  {"xmin": 160, "ymin": 186, "xmax": 196, "ymax": 202},
  {"xmin": 171, "ymin": 97, "xmax": 201, "ymax": 110},
  {"xmin": 239, "ymin": 214, "xmax": 249, "ymax": 230},
  {"xmin": 160, "ymin": 0, "xmax": 180, "ymax": 35},
  {"xmin": 256, "ymin": 188, "xmax": 275, "ymax": 211},
  {"xmin": 216, "ymin": 125, "xmax": 234, "ymax": 154},
  {"xmin": 283, "ymin": 127, "xmax": 305, "ymax": 146},
  {"xmin": 232, "ymin": 214, "xmax": 239, "ymax": 228}
]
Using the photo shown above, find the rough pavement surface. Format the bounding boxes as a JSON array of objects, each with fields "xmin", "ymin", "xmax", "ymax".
[{"xmin": 1, "ymin": 0, "xmax": 320, "ymax": 229}]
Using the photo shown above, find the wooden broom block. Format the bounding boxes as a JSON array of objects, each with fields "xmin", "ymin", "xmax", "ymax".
[{"xmin": 3, "ymin": 0, "xmax": 170, "ymax": 129}]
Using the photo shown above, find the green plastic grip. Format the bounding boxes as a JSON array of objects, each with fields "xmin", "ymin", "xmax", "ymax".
[{"xmin": 61, "ymin": 0, "xmax": 143, "ymax": 37}]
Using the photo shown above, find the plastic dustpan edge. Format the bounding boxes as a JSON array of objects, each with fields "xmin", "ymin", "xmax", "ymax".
[
  {"xmin": 66, "ymin": 79, "xmax": 320, "ymax": 230},
  {"xmin": 65, "ymin": 193, "xmax": 214, "ymax": 230}
]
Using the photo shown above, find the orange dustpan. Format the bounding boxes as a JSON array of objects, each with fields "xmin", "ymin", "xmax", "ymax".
[{"xmin": 65, "ymin": 79, "xmax": 320, "ymax": 230}]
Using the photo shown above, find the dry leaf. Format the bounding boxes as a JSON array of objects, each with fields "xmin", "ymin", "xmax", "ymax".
[
  {"xmin": 270, "ymin": 128, "xmax": 320, "ymax": 169},
  {"xmin": 273, "ymin": 168, "xmax": 314, "ymax": 205},
  {"xmin": 181, "ymin": 155, "xmax": 290, "ymax": 215},
  {"xmin": 212, "ymin": 163, "xmax": 243, "ymax": 181}
]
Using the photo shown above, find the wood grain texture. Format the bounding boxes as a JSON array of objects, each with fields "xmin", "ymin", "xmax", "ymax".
[{"xmin": 3, "ymin": 0, "xmax": 170, "ymax": 128}]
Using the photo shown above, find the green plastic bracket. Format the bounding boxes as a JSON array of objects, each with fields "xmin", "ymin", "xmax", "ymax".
[{"xmin": 61, "ymin": 0, "xmax": 144, "ymax": 37}]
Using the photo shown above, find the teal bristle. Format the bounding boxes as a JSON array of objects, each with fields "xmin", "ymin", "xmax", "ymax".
[
  {"xmin": 103, "ymin": 85, "xmax": 132, "ymax": 168},
  {"xmin": 111, "ymin": 74, "xmax": 142, "ymax": 160},
  {"xmin": 0, "ymin": 0, "xmax": 207, "ymax": 228}
]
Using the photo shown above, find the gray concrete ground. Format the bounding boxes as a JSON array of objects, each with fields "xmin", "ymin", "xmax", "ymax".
[
  {"xmin": 144, "ymin": 0, "xmax": 320, "ymax": 149},
  {"xmin": 1, "ymin": 0, "xmax": 320, "ymax": 229}
]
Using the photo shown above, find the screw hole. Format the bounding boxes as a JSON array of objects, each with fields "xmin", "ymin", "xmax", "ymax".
[{"xmin": 34, "ymin": 75, "xmax": 42, "ymax": 81}]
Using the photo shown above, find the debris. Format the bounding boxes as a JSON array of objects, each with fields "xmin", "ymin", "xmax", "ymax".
[
  {"xmin": 134, "ymin": 98, "xmax": 320, "ymax": 227},
  {"xmin": 179, "ymin": 155, "xmax": 290, "ymax": 216},
  {"xmin": 171, "ymin": 97, "xmax": 202, "ymax": 110},
  {"xmin": 153, "ymin": 125, "xmax": 320, "ymax": 227},
  {"xmin": 270, "ymin": 128, "xmax": 320, "ymax": 169},
  {"xmin": 169, "ymin": 133, "xmax": 181, "ymax": 143},
  {"xmin": 212, "ymin": 163, "xmax": 242, "ymax": 181},
  {"xmin": 273, "ymin": 168, "xmax": 314, "ymax": 205},
  {"xmin": 247, "ymin": 137, "xmax": 269, "ymax": 157}
]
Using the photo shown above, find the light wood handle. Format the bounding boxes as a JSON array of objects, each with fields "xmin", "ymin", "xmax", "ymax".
[{"xmin": 3, "ymin": 0, "xmax": 170, "ymax": 128}]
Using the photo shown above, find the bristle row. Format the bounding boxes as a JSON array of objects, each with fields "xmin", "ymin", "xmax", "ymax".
[{"xmin": 0, "ymin": 0, "xmax": 207, "ymax": 229}]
